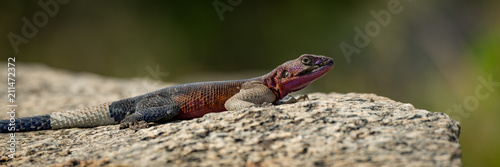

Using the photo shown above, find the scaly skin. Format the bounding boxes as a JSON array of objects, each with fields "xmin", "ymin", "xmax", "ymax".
[{"xmin": 0, "ymin": 54, "xmax": 334, "ymax": 132}]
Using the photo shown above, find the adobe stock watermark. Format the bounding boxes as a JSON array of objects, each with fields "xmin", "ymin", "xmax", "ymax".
[
  {"xmin": 7, "ymin": 0, "xmax": 70, "ymax": 54},
  {"xmin": 6, "ymin": 57, "xmax": 17, "ymax": 159},
  {"xmin": 140, "ymin": 65, "xmax": 169, "ymax": 92},
  {"xmin": 213, "ymin": 0, "xmax": 243, "ymax": 22},
  {"xmin": 340, "ymin": 0, "xmax": 412, "ymax": 63},
  {"xmin": 447, "ymin": 74, "xmax": 500, "ymax": 122}
]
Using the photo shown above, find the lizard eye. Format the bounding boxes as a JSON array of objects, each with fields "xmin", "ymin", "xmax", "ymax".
[
  {"xmin": 281, "ymin": 70, "xmax": 289, "ymax": 78},
  {"xmin": 301, "ymin": 57, "xmax": 312, "ymax": 65}
]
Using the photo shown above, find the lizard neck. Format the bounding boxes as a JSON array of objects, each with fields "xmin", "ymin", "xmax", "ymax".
[{"xmin": 260, "ymin": 72, "xmax": 285, "ymax": 100}]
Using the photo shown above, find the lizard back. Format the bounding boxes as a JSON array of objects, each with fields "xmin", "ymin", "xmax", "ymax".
[{"xmin": 109, "ymin": 78, "xmax": 260, "ymax": 121}]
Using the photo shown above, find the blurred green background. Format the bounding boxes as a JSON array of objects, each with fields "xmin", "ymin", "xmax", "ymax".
[{"xmin": 1, "ymin": 1, "xmax": 499, "ymax": 166}]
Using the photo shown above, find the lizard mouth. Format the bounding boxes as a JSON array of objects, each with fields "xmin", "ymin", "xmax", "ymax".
[{"xmin": 297, "ymin": 59, "xmax": 333, "ymax": 76}]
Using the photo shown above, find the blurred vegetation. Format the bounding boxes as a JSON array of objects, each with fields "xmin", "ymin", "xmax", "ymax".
[{"xmin": 1, "ymin": 1, "xmax": 499, "ymax": 166}]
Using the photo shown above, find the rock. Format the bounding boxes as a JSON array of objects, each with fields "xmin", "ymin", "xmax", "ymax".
[{"xmin": 0, "ymin": 63, "xmax": 461, "ymax": 166}]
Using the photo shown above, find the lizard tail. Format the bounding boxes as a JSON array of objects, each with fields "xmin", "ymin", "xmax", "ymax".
[
  {"xmin": 0, "ymin": 102, "xmax": 118, "ymax": 133},
  {"xmin": 0, "ymin": 115, "xmax": 52, "ymax": 133}
]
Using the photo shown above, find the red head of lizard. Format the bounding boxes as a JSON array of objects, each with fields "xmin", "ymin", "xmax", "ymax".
[{"xmin": 262, "ymin": 54, "xmax": 334, "ymax": 100}]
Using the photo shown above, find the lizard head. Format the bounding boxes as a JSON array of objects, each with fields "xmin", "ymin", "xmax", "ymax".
[{"xmin": 263, "ymin": 54, "xmax": 334, "ymax": 99}]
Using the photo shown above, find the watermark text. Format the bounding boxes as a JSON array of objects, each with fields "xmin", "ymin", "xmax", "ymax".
[
  {"xmin": 7, "ymin": 0, "xmax": 70, "ymax": 54},
  {"xmin": 447, "ymin": 74, "xmax": 500, "ymax": 122},
  {"xmin": 6, "ymin": 57, "xmax": 18, "ymax": 159},
  {"xmin": 340, "ymin": 0, "xmax": 412, "ymax": 63},
  {"xmin": 213, "ymin": 0, "xmax": 243, "ymax": 22}
]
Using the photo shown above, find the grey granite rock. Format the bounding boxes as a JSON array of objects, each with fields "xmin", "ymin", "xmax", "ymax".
[{"xmin": 0, "ymin": 63, "xmax": 461, "ymax": 167}]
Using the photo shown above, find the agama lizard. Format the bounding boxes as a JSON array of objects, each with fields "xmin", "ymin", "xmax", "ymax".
[{"xmin": 0, "ymin": 54, "xmax": 334, "ymax": 132}]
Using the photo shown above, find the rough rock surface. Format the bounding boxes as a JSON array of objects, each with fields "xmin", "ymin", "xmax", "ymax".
[{"xmin": 0, "ymin": 63, "xmax": 461, "ymax": 167}]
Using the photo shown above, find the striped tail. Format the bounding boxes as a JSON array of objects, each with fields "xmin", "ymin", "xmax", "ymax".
[{"xmin": 0, "ymin": 102, "xmax": 118, "ymax": 133}]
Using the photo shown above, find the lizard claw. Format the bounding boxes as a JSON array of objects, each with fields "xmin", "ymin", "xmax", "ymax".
[
  {"xmin": 274, "ymin": 95, "xmax": 309, "ymax": 105},
  {"xmin": 120, "ymin": 117, "xmax": 149, "ymax": 130},
  {"xmin": 296, "ymin": 94, "xmax": 310, "ymax": 101}
]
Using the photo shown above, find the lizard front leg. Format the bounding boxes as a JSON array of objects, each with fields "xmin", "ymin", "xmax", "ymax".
[
  {"xmin": 120, "ymin": 96, "xmax": 180, "ymax": 130},
  {"xmin": 224, "ymin": 81, "xmax": 277, "ymax": 111}
]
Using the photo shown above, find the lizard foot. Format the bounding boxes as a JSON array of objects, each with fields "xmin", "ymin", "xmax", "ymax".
[
  {"xmin": 120, "ymin": 118, "xmax": 149, "ymax": 130},
  {"xmin": 274, "ymin": 95, "xmax": 309, "ymax": 105}
]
